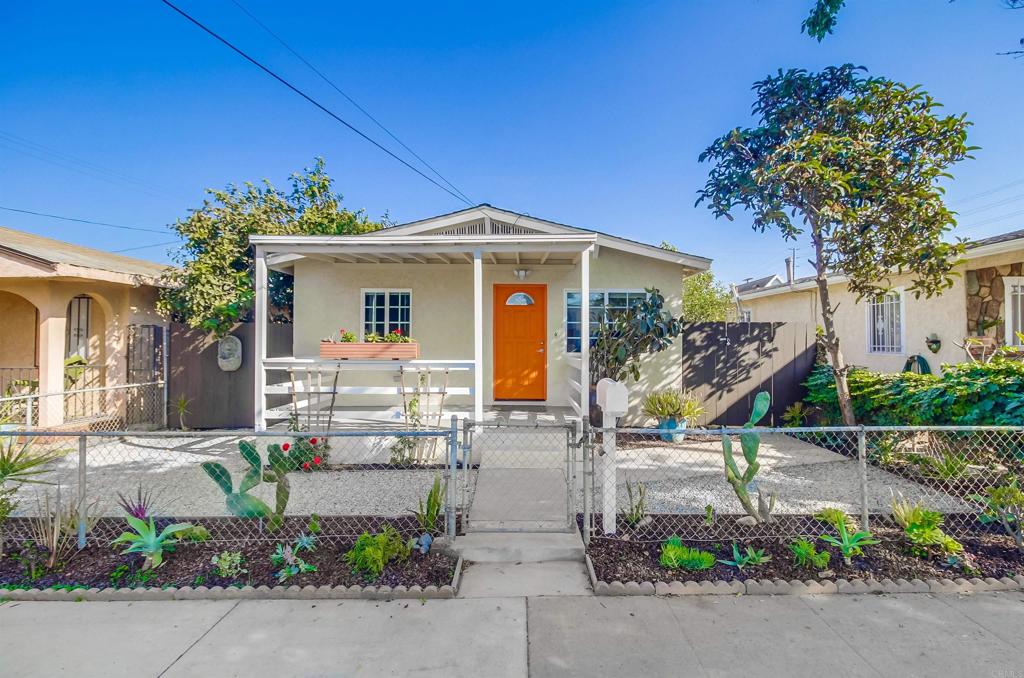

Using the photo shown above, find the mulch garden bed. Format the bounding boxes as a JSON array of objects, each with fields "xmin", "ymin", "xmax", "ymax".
[
  {"xmin": 0, "ymin": 515, "xmax": 457, "ymax": 592},
  {"xmin": 585, "ymin": 514, "xmax": 1024, "ymax": 585}
]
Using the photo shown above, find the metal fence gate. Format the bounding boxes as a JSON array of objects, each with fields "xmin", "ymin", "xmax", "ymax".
[{"xmin": 459, "ymin": 420, "xmax": 579, "ymax": 532}]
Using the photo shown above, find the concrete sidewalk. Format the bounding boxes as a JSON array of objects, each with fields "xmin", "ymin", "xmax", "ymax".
[{"xmin": 3, "ymin": 591, "xmax": 1023, "ymax": 677}]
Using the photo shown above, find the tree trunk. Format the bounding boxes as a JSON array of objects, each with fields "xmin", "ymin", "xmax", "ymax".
[{"xmin": 812, "ymin": 233, "xmax": 857, "ymax": 426}]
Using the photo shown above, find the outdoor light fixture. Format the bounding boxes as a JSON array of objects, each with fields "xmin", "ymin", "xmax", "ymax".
[{"xmin": 512, "ymin": 268, "xmax": 530, "ymax": 280}]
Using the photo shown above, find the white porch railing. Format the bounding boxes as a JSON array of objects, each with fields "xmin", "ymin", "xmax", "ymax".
[
  {"xmin": 259, "ymin": 357, "xmax": 475, "ymax": 428},
  {"xmin": 566, "ymin": 354, "xmax": 585, "ymax": 418}
]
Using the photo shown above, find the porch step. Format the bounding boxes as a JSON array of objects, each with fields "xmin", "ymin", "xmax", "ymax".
[{"xmin": 449, "ymin": 532, "xmax": 585, "ymax": 563}]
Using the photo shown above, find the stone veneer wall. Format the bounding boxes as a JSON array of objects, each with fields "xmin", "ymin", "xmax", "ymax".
[{"xmin": 965, "ymin": 262, "xmax": 1023, "ymax": 339}]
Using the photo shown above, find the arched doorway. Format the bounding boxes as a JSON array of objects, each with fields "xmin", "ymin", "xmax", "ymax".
[{"xmin": 0, "ymin": 290, "xmax": 39, "ymax": 396}]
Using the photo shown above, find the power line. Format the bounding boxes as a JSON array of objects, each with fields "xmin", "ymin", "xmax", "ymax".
[
  {"xmin": 159, "ymin": 0, "xmax": 474, "ymax": 207},
  {"xmin": 0, "ymin": 206, "xmax": 173, "ymax": 235},
  {"xmin": 227, "ymin": 0, "xmax": 474, "ymax": 206},
  {"xmin": 113, "ymin": 240, "xmax": 181, "ymax": 253},
  {"xmin": 0, "ymin": 129, "xmax": 172, "ymax": 197},
  {"xmin": 956, "ymin": 177, "xmax": 1024, "ymax": 204},
  {"xmin": 959, "ymin": 192, "xmax": 1024, "ymax": 217}
]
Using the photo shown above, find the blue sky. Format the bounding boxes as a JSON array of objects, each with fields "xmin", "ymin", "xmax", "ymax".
[{"xmin": 2, "ymin": 1, "xmax": 1022, "ymax": 285}]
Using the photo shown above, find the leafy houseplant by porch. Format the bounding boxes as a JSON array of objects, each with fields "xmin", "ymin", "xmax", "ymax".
[{"xmin": 319, "ymin": 328, "xmax": 419, "ymax": 360}]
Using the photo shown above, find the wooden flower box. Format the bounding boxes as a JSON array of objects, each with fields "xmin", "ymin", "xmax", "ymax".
[{"xmin": 319, "ymin": 341, "xmax": 420, "ymax": 360}]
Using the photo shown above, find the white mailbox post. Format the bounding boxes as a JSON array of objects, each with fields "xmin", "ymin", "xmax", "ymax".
[{"xmin": 596, "ymin": 378, "xmax": 629, "ymax": 534}]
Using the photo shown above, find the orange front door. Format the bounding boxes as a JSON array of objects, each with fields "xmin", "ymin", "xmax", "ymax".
[{"xmin": 493, "ymin": 284, "xmax": 547, "ymax": 400}]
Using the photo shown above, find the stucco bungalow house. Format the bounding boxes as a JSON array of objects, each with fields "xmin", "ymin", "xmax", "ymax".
[
  {"xmin": 737, "ymin": 228, "xmax": 1024, "ymax": 374},
  {"xmin": 250, "ymin": 204, "xmax": 711, "ymax": 429},
  {"xmin": 0, "ymin": 226, "xmax": 169, "ymax": 426}
]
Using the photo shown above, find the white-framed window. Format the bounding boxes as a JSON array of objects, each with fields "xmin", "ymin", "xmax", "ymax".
[
  {"xmin": 738, "ymin": 309, "xmax": 752, "ymax": 323},
  {"xmin": 1005, "ymin": 277, "xmax": 1024, "ymax": 346},
  {"xmin": 866, "ymin": 289, "xmax": 904, "ymax": 354},
  {"xmin": 361, "ymin": 289, "xmax": 411, "ymax": 338},
  {"xmin": 565, "ymin": 289, "xmax": 647, "ymax": 353},
  {"xmin": 66, "ymin": 295, "xmax": 92, "ymax": 359}
]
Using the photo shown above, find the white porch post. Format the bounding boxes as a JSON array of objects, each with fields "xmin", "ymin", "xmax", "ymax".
[
  {"xmin": 473, "ymin": 249, "xmax": 484, "ymax": 423},
  {"xmin": 580, "ymin": 245, "xmax": 592, "ymax": 423},
  {"xmin": 254, "ymin": 246, "xmax": 268, "ymax": 431}
]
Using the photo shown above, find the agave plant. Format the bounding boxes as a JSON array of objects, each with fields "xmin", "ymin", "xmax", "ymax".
[
  {"xmin": 116, "ymin": 484, "xmax": 157, "ymax": 520},
  {"xmin": 111, "ymin": 516, "xmax": 194, "ymax": 570},
  {"xmin": 0, "ymin": 436, "xmax": 61, "ymax": 487}
]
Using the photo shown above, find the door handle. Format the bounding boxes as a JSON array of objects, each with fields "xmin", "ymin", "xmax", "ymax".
[{"xmin": 537, "ymin": 348, "xmax": 545, "ymax": 353}]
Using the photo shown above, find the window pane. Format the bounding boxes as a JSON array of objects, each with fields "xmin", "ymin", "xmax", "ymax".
[
  {"xmin": 506, "ymin": 292, "xmax": 534, "ymax": 305},
  {"xmin": 566, "ymin": 292, "xmax": 581, "ymax": 307}
]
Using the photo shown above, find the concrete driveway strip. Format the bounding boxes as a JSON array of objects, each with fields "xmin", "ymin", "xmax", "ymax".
[
  {"xmin": 161, "ymin": 597, "xmax": 527, "ymax": 678},
  {"xmin": 0, "ymin": 599, "xmax": 238, "ymax": 678},
  {"xmin": 800, "ymin": 593, "xmax": 1023, "ymax": 678}
]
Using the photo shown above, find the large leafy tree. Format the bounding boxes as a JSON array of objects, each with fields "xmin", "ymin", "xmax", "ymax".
[
  {"xmin": 681, "ymin": 271, "xmax": 735, "ymax": 323},
  {"xmin": 802, "ymin": 0, "xmax": 1024, "ymax": 57},
  {"xmin": 697, "ymin": 65, "xmax": 973, "ymax": 425},
  {"xmin": 159, "ymin": 158, "xmax": 381, "ymax": 336}
]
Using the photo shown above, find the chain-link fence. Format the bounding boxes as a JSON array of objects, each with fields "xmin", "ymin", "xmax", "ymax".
[
  {"xmin": 584, "ymin": 425, "xmax": 1024, "ymax": 543},
  {"xmin": 459, "ymin": 420, "xmax": 578, "ymax": 532},
  {"xmin": 0, "ymin": 382, "xmax": 166, "ymax": 432},
  {"xmin": 3, "ymin": 426, "xmax": 457, "ymax": 548}
]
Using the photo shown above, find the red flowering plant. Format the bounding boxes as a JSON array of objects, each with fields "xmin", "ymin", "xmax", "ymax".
[
  {"xmin": 287, "ymin": 436, "xmax": 330, "ymax": 472},
  {"xmin": 382, "ymin": 327, "xmax": 412, "ymax": 343}
]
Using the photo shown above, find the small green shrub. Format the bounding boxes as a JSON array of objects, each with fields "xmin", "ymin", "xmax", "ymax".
[
  {"xmin": 717, "ymin": 542, "xmax": 771, "ymax": 570},
  {"xmin": 623, "ymin": 480, "xmax": 647, "ymax": 528},
  {"xmin": 814, "ymin": 507, "xmax": 857, "ymax": 533},
  {"xmin": 270, "ymin": 543, "xmax": 316, "ymax": 582},
  {"xmin": 819, "ymin": 523, "xmax": 879, "ymax": 565},
  {"xmin": 789, "ymin": 538, "xmax": 831, "ymax": 570},
  {"xmin": 178, "ymin": 525, "xmax": 211, "ymax": 543},
  {"xmin": 971, "ymin": 478, "xmax": 1024, "ymax": 553},
  {"xmin": 782, "ymin": 402, "xmax": 807, "ymax": 428},
  {"xmin": 411, "ymin": 476, "xmax": 445, "ymax": 535},
  {"xmin": 891, "ymin": 494, "xmax": 962, "ymax": 557},
  {"xmin": 659, "ymin": 537, "xmax": 716, "ymax": 571},
  {"xmin": 210, "ymin": 551, "xmax": 247, "ymax": 578},
  {"xmin": 344, "ymin": 525, "xmax": 413, "ymax": 580},
  {"xmin": 110, "ymin": 516, "xmax": 194, "ymax": 570}
]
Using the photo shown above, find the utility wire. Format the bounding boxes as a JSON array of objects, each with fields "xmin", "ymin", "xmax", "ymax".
[
  {"xmin": 0, "ymin": 129, "xmax": 171, "ymax": 197},
  {"xmin": 227, "ymin": 0, "xmax": 474, "ymax": 206},
  {"xmin": 113, "ymin": 240, "xmax": 181, "ymax": 253},
  {"xmin": 159, "ymin": 0, "xmax": 473, "ymax": 207},
  {"xmin": 956, "ymin": 177, "xmax": 1024, "ymax": 204},
  {"xmin": 0, "ymin": 206, "xmax": 173, "ymax": 235}
]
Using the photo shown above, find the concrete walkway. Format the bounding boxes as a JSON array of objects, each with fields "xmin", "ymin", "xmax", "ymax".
[{"xmin": 3, "ymin": 591, "xmax": 1022, "ymax": 677}]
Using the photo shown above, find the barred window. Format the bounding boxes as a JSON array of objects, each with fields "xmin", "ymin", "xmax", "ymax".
[
  {"xmin": 867, "ymin": 290, "xmax": 903, "ymax": 353},
  {"xmin": 362, "ymin": 290, "xmax": 411, "ymax": 338}
]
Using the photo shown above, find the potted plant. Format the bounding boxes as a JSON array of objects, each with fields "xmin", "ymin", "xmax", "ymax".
[
  {"xmin": 319, "ymin": 327, "xmax": 420, "ymax": 360},
  {"xmin": 642, "ymin": 390, "xmax": 703, "ymax": 441}
]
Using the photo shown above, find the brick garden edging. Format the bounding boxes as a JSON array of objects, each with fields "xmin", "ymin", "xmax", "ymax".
[
  {"xmin": 585, "ymin": 555, "xmax": 1024, "ymax": 596},
  {"xmin": 0, "ymin": 557, "xmax": 464, "ymax": 602}
]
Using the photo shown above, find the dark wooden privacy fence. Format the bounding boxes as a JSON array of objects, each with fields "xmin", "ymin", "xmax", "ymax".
[
  {"xmin": 681, "ymin": 322, "xmax": 816, "ymax": 426},
  {"xmin": 168, "ymin": 322, "xmax": 292, "ymax": 429}
]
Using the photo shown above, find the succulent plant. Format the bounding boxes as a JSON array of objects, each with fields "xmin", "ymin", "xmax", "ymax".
[
  {"xmin": 202, "ymin": 440, "xmax": 297, "ymax": 532},
  {"xmin": 722, "ymin": 391, "xmax": 777, "ymax": 525}
]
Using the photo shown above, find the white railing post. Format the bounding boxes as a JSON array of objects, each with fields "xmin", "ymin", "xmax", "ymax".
[
  {"xmin": 580, "ymin": 245, "xmax": 592, "ymax": 424},
  {"xmin": 596, "ymin": 378, "xmax": 628, "ymax": 535},
  {"xmin": 473, "ymin": 249, "xmax": 483, "ymax": 423},
  {"xmin": 77, "ymin": 434, "xmax": 87, "ymax": 549},
  {"xmin": 254, "ymin": 246, "xmax": 268, "ymax": 431}
]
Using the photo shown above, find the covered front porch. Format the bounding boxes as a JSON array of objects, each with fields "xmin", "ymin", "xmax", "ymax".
[{"xmin": 251, "ymin": 231, "xmax": 597, "ymax": 430}]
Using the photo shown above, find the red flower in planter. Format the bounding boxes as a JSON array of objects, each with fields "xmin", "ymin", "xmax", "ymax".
[
  {"xmin": 313, "ymin": 456, "xmax": 322, "ymax": 465},
  {"xmin": 302, "ymin": 462, "xmax": 311, "ymax": 470},
  {"xmin": 282, "ymin": 443, "xmax": 291, "ymax": 452},
  {"xmin": 309, "ymin": 438, "xmax": 318, "ymax": 446},
  {"xmin": 393, "ymin": 328, "xmax": 402, "ymax": 335}
]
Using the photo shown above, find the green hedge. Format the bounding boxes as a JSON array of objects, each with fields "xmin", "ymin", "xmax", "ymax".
[{"xmin": 804, "ymin": 358, "xmax": 1024, "ymax": 426}]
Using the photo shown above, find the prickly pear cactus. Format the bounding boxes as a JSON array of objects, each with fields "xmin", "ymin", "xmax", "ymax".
[
  {"xmin": 721, "ymin": 391, "xmax": 777, "ymax": 524},
  {"xmin": 201, "ymin": 440, "xmax": 296, "ymax": 531}
]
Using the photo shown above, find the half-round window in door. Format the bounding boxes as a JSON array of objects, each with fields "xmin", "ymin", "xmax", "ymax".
[{"xmin": 505, "ymin": 292, "xmax": 535, "ymax": 306}]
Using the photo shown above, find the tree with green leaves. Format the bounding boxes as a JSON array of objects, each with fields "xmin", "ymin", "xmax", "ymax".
[
  {"xmin": 802, "ymin": 0, "xmax": 1023, "ymax": 56},
  {"xmin": 159, "ymin": 158, "xmax": 382, "ymax": 337},
  {"xmin": 697, "ymin": 65, "xmax": 973, "ymax": 425},
  {"xmin": 681, "ymin": 271, "xmax": 735, "ymax": 323}
]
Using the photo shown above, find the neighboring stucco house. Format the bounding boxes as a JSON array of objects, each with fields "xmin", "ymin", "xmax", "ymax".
[
  {"xmin": 0, "ymin": 226, "xmax": 169, "ymax": 426},
  {"xmin": 737, "ymin": 228, "xmax": 1024, "ymax": 374},
  {"xmin": 250, "ymin": 204, "xmax": 711, "ymax": 429}
]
